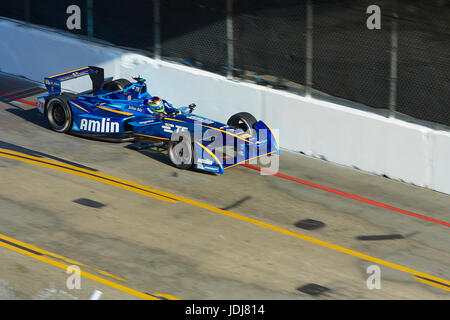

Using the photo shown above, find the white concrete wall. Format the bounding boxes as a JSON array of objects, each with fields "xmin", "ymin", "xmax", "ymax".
[
  {"xmin": 430, "ymin": 130, "xmax": 450, "ymax": 194},
  {"xmin": 1, "ymin": 19, "xmax": 449, "ymax": 194}
]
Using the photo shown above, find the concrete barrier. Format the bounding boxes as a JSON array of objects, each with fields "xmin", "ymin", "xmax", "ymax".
[
  {"xmin": 1, "ymin": 19, "xmax": 449, "ymax": 194},
  {"xmin": 430, "ymin": 130, "xmax": 450, "ymax": 194}
]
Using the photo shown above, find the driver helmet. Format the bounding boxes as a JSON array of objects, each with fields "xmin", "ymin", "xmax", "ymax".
[{"xmin": 148, "ymin": 96, "xmax": 164, "ymax": 113}]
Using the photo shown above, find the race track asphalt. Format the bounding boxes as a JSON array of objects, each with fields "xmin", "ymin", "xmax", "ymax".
[{"xmin": 0, "ymin": 72, "xmax": 449, "ymax": 299}]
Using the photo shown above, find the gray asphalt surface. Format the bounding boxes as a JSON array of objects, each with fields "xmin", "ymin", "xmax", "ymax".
[{"xmin": 0, "ymin": 72, "xmax": 449, "ymax": 299}]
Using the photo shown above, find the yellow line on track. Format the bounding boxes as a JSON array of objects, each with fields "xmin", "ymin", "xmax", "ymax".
[
  {"xmin": 174, "ymin": 195, "xmax": 450, "ymax": 288},
  {"xmin": 1, "ymin": 148, "xmax": 449, "ymax": 291},
  {"xmin": 0, "ymin": 233, "xmax": 128, "ymax": 283},
  {"xmin": 413, "ymin": 277, "xmax": 450, "ymax": 292},
  {"xmin": 0, "ymin": 149, "xmax": 178, "ymax": 204},
  {"xmin": 0, "ymin": 240, "xmax": 165, "ymax": 300}
]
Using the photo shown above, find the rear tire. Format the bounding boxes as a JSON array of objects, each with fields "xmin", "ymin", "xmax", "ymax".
[
  {"xmin": 103, "ymin": 78, "xmax": 131, "ymax": 92},
  {"xmin": 45, "ymin": 96, "xmax": 73, "ymax": 133},
  {"xmin": 227, "ymin": 112, "xmax": 257, "ymax": 137},
  {"xmin": 168, "ymin": 131, "xmax": 194, "ymax": 169}
]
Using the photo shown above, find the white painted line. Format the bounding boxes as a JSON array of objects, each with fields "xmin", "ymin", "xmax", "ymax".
[{"xmin": 89, "ymin": 289, "xmax": 103, "ymax": 300}]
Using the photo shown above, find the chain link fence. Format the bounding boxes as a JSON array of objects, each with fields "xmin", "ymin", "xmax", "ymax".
[
  {"xmin": 160, "ymin": 0, "xmax": 227, "ymax": 74},
  {"xmin": 93, "ymin": 0, "xmax": 154, "ymax": 52},
  {"xmin": 233, "ymin": 0, "xmax": 306, "ymax": 87},
  {"xmin": 1, "ymin": 0, "xmax": 449, "ymax": 126},
  {"xmin": 396, "ymin": 1, "xmax": 450, "ymax": 126},
  {"xmin": 313, "ymin": 0, "xmax": 392, "ymax": 110}
]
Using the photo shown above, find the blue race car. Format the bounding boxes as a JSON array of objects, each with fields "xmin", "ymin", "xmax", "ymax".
[{"xmin": 37, "ymin": 66, "xmax": 279, "ymax": 174}]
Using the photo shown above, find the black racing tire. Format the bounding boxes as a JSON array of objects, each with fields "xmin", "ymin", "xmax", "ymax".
[
  {"xmin": 45, "ymin": 95, "xmax": 73, "ymax": 133},
  {"xmin": 102, "ymin": 78, "xmax": 131, "ymax": 92},
  {"xmin": 227, "ymin": 112, "xmax": 257, "ymax": 137},
  {"xmin": 168, "ymin": 131, "xmax": 195, "ymax": 170}
]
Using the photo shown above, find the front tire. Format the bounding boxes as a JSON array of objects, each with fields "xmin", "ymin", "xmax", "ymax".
[
  {"xmin": 227, "ymin": 112, "xmax": 257, "ymax": 137},
  {"xmin": 168, "ymin": 131, "xmax": 194, "ymax": 169},
  {"xmin": 45, "ymin": 96, "xmax": 73, "ymax": 133}
]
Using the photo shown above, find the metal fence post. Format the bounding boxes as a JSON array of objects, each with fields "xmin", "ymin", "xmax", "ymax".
[
  {"xmin": 226, "ymin": 0, "xmax": 234, "ymax": 79},
  {"xmin": 87, "ymin": 0, "xmax": 93, "ymax": 37},
  {"xmin": 305, "ymin": 0, "xmax": 313, "ymax": 97},
  {"xmin": 389, "ymin": 0, "xmax": 398, "ymax": 117},
  {"xmin": 153, "ymin": 0, "xmax": 161, "ymax": 60}
]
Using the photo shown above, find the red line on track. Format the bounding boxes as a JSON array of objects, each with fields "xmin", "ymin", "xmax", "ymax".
[
  {"xmin": 0, "ymin": 94, "xmax": 37, "ymax": 106},
  {"xmin": 241, "ymin": 163, "xmax": 450, "ymax": 227}
]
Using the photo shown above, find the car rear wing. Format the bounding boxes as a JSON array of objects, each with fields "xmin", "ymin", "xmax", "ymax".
[{"xmin": 44, "ymin": 66, "xmax": 104, "ymax": 95}]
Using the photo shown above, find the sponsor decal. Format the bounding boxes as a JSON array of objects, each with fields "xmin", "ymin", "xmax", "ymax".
[
  {"xmin": 162, "ymin": 123, "xmax": 185, "ymax": 134},
  {"xmin": 139, "ymin": 120, "xmax": 155, "ymax": 124},
  {"xmin": 45, "ymin": 79, "xmax": 59, "ymax": 87},
  {"xmin": 175, "ymin": 125, "xmax": 188, "ymax": 131},
  {"xmin": 128, "ymin": 106, "xmax": 143, "ymax": 112},
  {"xmin": 197, "ymin": 158, "xmax": 213, "ymax": 165},
  {"xmin": 69, "ymin": 72, "xmax": 80, "ymax": 79},
  {"xmin": 187, "ymin": 115, "xmax": 214, "ymax": 124},
  {"xmin": 203, "ymin": 165, "xmax": 220, "ymax": 173},
  {"xmin": 37, "ymin": 98, "xmax": 45, "ymax": 114},
  {"xmin": 79, "ymin": 118, "xmax": 120, "ymax": 133},
  {"xmin": 162, "ymin": 124, "xmax": 187, "ymax": 134}
]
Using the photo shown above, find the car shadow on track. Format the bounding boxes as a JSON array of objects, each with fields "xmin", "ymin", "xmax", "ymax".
[
  {"xmin": 0, "ymin": 140, "xmax": 99, "ymax": 171},
  {"xmin": 4, "ymin": 107, "xmax": 50, "ymax": 129},
  {"xmin": 133, "ymin": 147, "xmax": 216, "ymax": 176},
  {"xmin": 0, "ymin": 87, "xmax": 46, "ymax": 102}
]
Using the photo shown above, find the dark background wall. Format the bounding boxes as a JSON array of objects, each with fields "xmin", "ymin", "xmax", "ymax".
[{"xmin": 1, "ymin": 0, "xmax": 449, "ymax": 126}]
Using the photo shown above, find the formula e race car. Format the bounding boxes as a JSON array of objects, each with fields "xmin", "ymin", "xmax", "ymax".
[{"xmin": 37, "ymin": 66, "xmax": 279, "ymax": 174}]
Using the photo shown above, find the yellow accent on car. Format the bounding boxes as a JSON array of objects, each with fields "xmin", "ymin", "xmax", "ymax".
[
  {"xmin": 224, "ymin": 150, "xmax": 277, "ymax": 169},
  {"xmin": 194, "ymin": 141, "xmax": 223, "ymax": 171},
  {"xmin": 202, "ymin": 125, "xmax": 253, "ymax": 143},
  {"xmin": 48, "ymin": 66, "xmax": 90, "ymax": 78},
  {"xmin": 96, "ymin": 106, "xmax": 134, "ymax": 116},
  {"xmin": 70, "ymin": 102, "xmax": 89, "ymax": 113},
  {"xmin": 135, "ymin": 134, "xmax": 169, "ymax": 140}
]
